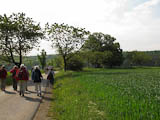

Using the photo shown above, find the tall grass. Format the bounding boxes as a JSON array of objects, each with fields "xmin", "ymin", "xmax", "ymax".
[{"xmin": 49, "ymin": 68, "xmax": 160, "ymax": 120}]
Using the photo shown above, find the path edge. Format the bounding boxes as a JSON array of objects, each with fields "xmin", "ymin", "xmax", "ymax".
[{"xmin": 30, "ymin": 84, "xmax": 47, "ymax": 120}]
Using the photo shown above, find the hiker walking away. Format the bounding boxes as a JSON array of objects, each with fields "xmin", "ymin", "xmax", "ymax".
[
  {"xmin": 47, "ymin": 68, "xmax": 55, "ymax": 87},
  {"xmin": 0, "ymin": 65, "xmax": 8, "ymax": 91},
  {"xmin": 45, "ymin": 67, "xmax": 49, "ymax": 87},
  {"xmin": 10, "ymin": 65, "xmax": 18, "ymax": 91},
  {"xmin": 16, "ymin": 64, "xmax": 29, "ymax": 96},
  {"xmin": 33, "ymin": 66, "xmax": 43, "ymax": 96},
  {"xmin": 25, "ymin": 66, "xmax": 29, "ymax": 91},
  {"xmin": 31, "ymin": 66, "xmax": 36, "ymax": 90}
]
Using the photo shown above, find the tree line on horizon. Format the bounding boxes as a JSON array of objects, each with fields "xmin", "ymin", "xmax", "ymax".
[{"xmin": 0, "ymin": 12, "xmax": 159, "ymax": 71}]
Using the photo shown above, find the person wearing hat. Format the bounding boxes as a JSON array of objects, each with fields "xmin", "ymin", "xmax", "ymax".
[
  {"xmin": 16, "ymin": 64, "xmax": 29, "ymax": 96},
  {"xmin": 33, "ymin": 65, "xmax": 43, "ymax": 96},
  {"xmin": 10, "ymin": 65, "xmax": 19, "ymax": 91},
  {"xmin": 0, "ymin": 65, "xmax": 8, "ymax": 91}
]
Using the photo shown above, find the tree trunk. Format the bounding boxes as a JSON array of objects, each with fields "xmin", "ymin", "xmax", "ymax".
[
  {"xmin": 9, "ymin": 44, "xmax": 16, "ymax": 65},
  {"xmin": 87, "ymin": 58, "xmax": 89, "ymax": 68},
  {"xmin": 19, "ymin": 41, "xmax": 22, "ymax": 67},
  {"xmin": 5, "ymin": 36, "xmax": 16, "ymax": 65},
  {"xmin": 64, "ymin": 60, "xmax": 67, "ymax": 72},
  {"xmin": 63, "ymin": 56, "xmax": 67, "ymax": 72},
  {"xmin": 20, "ymin": 50, "xmax": 22, "ymax": 66}
]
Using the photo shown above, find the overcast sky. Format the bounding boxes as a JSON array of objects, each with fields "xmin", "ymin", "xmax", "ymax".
[{"xmin": 0, "ymin": 0, "xmax": 160, "ymax": 55}]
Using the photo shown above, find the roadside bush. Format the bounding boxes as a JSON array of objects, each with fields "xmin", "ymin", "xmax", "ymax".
[{"xmin": 67, "ymin": 55, "xmax": 84, "ymax": 71}]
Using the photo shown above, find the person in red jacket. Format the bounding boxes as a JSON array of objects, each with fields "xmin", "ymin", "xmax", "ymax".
[
  {"xmin": 0, "ymin": 65, "xmax": 8, "ymax": 91},
  {"xmin": 16, "ymin": 64, "xmax": 29, "ymax": 96},
  {"xmin": 10, "ymin": 65, "xmax": 18, "ymax": 91}
]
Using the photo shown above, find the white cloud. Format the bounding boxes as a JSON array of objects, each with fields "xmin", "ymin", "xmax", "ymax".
[
  {"xmin": 118, "ymin": 0, "xmax": 160, "ymax": 51},
  {"xmin": 94, "ymin": 0, "xmax": 160, "ymax": 51},
  {"xmin": 0, "ymin": 0, "xmax": 160, "ymax": 55}
]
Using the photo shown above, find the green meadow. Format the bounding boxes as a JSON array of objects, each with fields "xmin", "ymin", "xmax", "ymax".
[{"xmin": 49, "ymin": 67, "xmax": 160, "ymax": 120}]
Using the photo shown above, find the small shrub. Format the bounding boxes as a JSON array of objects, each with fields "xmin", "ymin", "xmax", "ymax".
[{"xmin": 67, "ymin": 55, "xmax": 84, "ymax": 71}]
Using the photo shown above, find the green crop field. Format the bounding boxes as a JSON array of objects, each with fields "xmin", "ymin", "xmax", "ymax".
[{"xmin": 49, "ymin": 67, "xmax": 160, "ymax": 120}]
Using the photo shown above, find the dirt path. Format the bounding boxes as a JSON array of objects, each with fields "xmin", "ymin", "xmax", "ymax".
[
  {"xmin": 0, "ymin": 77, "xmax": 48, "ymax": 120},
  {"xmin": 33, "ymin": 87, "xmax": 53, "ymax": 120},
  {"xmin": 33, "ymin": 71, "xmax": 58, "ymax": 120}
]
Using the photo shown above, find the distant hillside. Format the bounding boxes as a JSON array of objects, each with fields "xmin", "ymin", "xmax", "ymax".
[
  {"xmin": 0, "ymin": 54, "xmax": 58, "ymax": 70},
  {"xmin": 1, "ymin": 50, "xmax": 160, "ymax": 69},
  {"xmin": 25, "ymin": 54, "xmax": 57, "ymax": 61},
  {"xmin": 124, "ymin": 50, "xmax": 160, "ymax": 54},
  {"xmin": 23, "ymin": 54, "xmax": 57, "ymax": 69},
  {"xmin": 123, "ymin": 50, "xmax": 160, "ymax": 56}
]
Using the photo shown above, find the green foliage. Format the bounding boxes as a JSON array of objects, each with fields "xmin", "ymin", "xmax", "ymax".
[
  {"xmin": 47, "ymin": 59, "xmax": 54, "ymax": 66},
  {"xmin": 23, "ymin": 56, "xmax": 39, "ymax": 69},
  {"xmin": 145, "ymin": 51, "xmax": 160, "ymax": 66},
  {"xmin": 50, "ymin": 68, "xmax": 160, "ymax": 120},
  {"xmin": 37, "ymin": 49, "xmax": 47, "ymax": 69},
  {"xmin": 101, "ymin": 51, "xmax": 113, "ymax": 67},
  {"xmin": 6, "ymin": 72, "xmax": 12, "ymax": 85},
  {"xmin": 0, "ymin": 13, "xmax": 44, "ymax": 66},
  {"xmin": 0, "ymin": 54, "xmax": 58, "ymax": 70},
  {"xmin": 126, "ymin": 51, "xmax": 152, "ymax": 66},
  {"xmin": 89, "ymin": 51, "xmax": 104, "ymax": 68},
  {"xmin": 66, "ymin": 54, "xmax": 84, "ymax": 71},
  {"xmin": 83, "ymin": 32, "xmax": 123, "ymax": 68},
  {"xmin": 47, "ymin": 55, "xmax": 64, "ymax": 69},
  {"xmin": 45, "ymin": 23, "xmax": 89, "ymax": 71},
  {"xmin": 82, "ymin": 51, "xmax": 113, "ymax": 68}
]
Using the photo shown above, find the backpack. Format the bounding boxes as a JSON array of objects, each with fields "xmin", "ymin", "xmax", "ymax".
[
  {"xmin": 12, "ymin": 70, "xmax": 16, "ymax": 77},
  {"xmin": 34, "ymin": 70, "xmax": 40, "ymax": 81},
  {"xmin": 18, "ymin": 71, "xmax": 23, "ymax": 79},
  {"xmin": 47, "ymin": 71, "xmax": 53, "ymax": 80}
]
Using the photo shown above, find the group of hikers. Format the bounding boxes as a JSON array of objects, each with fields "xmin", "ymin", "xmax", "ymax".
[{"xmin": 0, "ymin": 64, "xmax": 55, "ymax": 97}]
